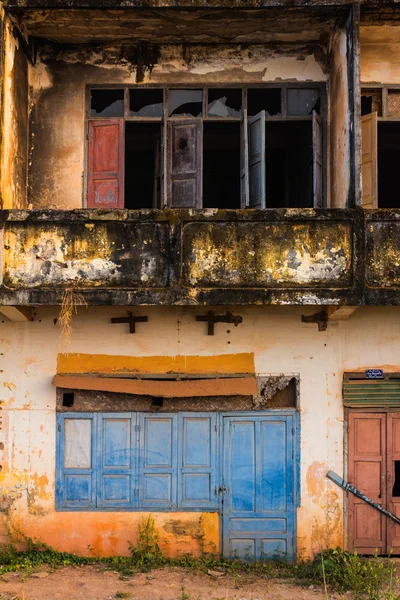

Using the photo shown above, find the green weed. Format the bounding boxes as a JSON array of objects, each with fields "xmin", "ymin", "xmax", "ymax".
[{"xmin": 115, "ymin": 592, "xmax": 131, "ymax": 599}]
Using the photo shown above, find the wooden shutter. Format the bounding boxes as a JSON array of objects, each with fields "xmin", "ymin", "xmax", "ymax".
[
  {"xmin": 96, "ymin": 413, "xmax": 134, "ymax": 508},
  {"xmin": 348, "ymin": 412, "xmax": 387, "ymax": 554},
  {"xmin": 248, "ymin": 111, "xmax": 266, "ymax": 208},
  {"xmin": 139, "ymin": 414, "xmax": 178, "ymax": 508},
  {"xmin": 178, "ymin": 414, "xmax": 218, "ymax": 509},
  {"xmin": 167, "ymin": 119, "xmax": 202, "ymax": 208},
  {"xmin": 56, "ymin": 413, "xmax": 96, "ymax": 509},
  {"xmin": 361, "ymin": 112, "xmax": 378, "ymax": 209},
  {"xmin": 312, "ymin": 111, "xmax": 323, "ymax": 208},
  {"xmin": 87, "ymin": 119, "xmax": 124, "ymax": 209},
  {"xmin": 240, "ymin": 109, "xmax": 249, "ymax": 208}
]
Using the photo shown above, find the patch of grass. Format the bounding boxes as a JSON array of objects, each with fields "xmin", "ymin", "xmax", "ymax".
[{"xmin": 1, "ymin": 531, "xmax": 400, "ymax": 600}]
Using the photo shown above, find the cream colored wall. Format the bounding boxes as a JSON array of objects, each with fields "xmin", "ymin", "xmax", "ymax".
[
  {"xmin": 27, "ymin": 45, "xmax": 327, "ymax": 210},
  {"xmin": 1, "ymin": 305, "xmax": 399, "ymax": 558},
  {"xmin": 361, "ymin": 27, "xmax": 400, "ymax": 83}
]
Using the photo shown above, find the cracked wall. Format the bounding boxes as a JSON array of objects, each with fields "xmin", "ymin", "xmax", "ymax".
[
  {"xmin": 1, "ymin": 13, "xmax": 29, "ymax": 209},
  {"xmin": 2, "ymin": 304, "xmax": 398, "ymax": 558}
]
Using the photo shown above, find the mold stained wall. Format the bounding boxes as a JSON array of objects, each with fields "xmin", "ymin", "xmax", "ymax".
[
  {"xmin": 1, "ymin": 15, "xmax": 29, "ymax": 209},
  {"xmin": 360, "ymin": 28, "xmax": 400, "ymax": 84},
  {"xmin": 27, "ymin": 44, "xmax": 327, "ymax": 210},
  {"xmin": 1, "ymin": 304, "xmax": 400, "ymax": 558}
]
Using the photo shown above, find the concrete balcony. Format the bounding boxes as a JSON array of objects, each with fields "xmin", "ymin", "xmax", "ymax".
[{"xmin": 0, "ymin": 207, "xmax": 391, "ymax": 307}]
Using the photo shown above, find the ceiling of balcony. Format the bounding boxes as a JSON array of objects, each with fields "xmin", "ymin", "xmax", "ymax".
[{"xmin": 11, "ymin": 7, "xmax": 340, "ymax": 44}]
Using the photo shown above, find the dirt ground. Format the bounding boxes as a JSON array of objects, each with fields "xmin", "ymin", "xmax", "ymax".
[{"xmin": 0, "ymin": 565, "xmax": 348, "ymax": 600}]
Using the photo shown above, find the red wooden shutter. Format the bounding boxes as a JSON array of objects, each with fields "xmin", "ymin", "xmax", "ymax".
[
  {"xmin": 87, "ymin": 120, "xmax": 124, "ymax": 208},
  {"xmin": 348, "ymin": 412, "xmax": 387, "ymax": 554}
]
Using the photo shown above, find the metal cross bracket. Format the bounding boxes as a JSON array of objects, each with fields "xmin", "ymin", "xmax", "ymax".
[
  {"xmin": 111, "ymin": 311, "xmax": 148, "ymax": 334},
  {"xmin": 196, "ymin": 310, "xmax": 243, "ymax": 335}
]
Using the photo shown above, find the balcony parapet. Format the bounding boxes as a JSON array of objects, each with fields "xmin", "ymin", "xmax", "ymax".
[{"xmin": 0, "ymin": 207, "xmax": 395, "ymax": 307}]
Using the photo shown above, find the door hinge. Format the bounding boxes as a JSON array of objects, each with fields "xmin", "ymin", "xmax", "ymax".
[{"xmin": 58, "ymin": 423, "xmax": 61, "ymax": 432}]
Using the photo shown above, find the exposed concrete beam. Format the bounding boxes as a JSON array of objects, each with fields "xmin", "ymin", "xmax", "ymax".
[
  {"xmin": 0, "ymin": 306, "xmax": 34, "ymax": 321},
  {"xmin": 326, "ymin": 306, "xmax": 359, "ymax": 321}
]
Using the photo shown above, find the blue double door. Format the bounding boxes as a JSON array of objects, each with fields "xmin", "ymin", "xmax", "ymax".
[{"xmin": 222, "ymin": 414, "xmax": 298, "ymax": 560}]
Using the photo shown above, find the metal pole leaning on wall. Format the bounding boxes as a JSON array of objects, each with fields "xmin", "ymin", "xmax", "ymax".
[{"xmin": 327, "ymin": 470, "xmax": 400, "ymax": 527}]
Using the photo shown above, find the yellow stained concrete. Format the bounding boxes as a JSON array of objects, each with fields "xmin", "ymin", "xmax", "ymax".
[{"xmin": 57, "ymin": 352, "xmax": 255, "ymax": 376}]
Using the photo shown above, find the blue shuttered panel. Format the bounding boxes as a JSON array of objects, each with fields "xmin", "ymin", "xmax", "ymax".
[
  {"xmin": 139, "ymin": 414, "xmax": 178, "ymax": 509},
  {"xmin": 97, "ymin": 414, "xmax": 135, "ymax": 508},
  {"xmin": 178, "ymin": 414, "xmax": 218, "ymax": 509},
  {"xmin": 223, "ymin": 414, "xmax": 297, "ymax": 561},
  {"xmin": 56, "ymin": 413, "xmax": 96, "ymax": 509}
]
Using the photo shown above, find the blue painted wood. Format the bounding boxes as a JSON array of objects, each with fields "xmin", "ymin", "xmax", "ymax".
[
  {"xmin": 139, "ymin": 414, "xmax": 178, "ymax": 508},
  {"xmin": 97, "ymin": 413, "xmax": 135, "ymax": 508},
  {"xmin": 178, "ymin": 413, "xmax": 218, "ymax": 509},
  {"xmin": 248, "ymin": 110, "xmax": 266, "ymax": 209},
  {"xmin": 56, "ymin": 413, "xmax": 96, "ymax": 509},
  {"xmin": 222, "ymin": 413, "xmax": 298, "ymax": 561}
]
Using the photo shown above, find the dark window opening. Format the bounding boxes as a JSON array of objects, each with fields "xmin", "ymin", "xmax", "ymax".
[
  {"xmin": 248, "ymin": 88, "xmax": 281, "ymax": 117},
  {"xmin": 378, "ymin": 122, "xmax": 400, "ymax": 209},
  {"xmin": 287, "ymin": 88, "xmax": 320, "ymax": 116},
  {"xmin": 63, "ymin": 392, "xmax": 74, "ymax": 408},
  {"xmin": 169, "ymin": 89, "xmax": 203, "ymax": 117},
  {"xmin": 203, "ymin": 122, "xmax": 241, "ymax": 209},
  {"xmin": 393, "ymin": 461, "xmax": 400, "ymax": 497},
  {"xmin": 125, "ymin": 123, "xmax": 161, "ymax": 209},
  {"xmin": 129, "ymin": 89, "xmax": 163, "ymax": 118},
  {"xmin": 265, "ymin": 121, "xmax": 313, "ymax": 208},
  {"xmin": 90, "ymin": 89, "xmax": 124, "ymax": 117},
  {"xmin": 361, "ymin": 89, "xmax": 382, "ymax": 117},
  {"xmin": 208, "ymin": 88, "xmax": 242, "ymax": 118}
]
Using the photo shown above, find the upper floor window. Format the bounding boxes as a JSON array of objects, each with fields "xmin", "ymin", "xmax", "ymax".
[
  {"xmin": 361, "ymin": 86, "xmax": 400, "ymax": 209},
  {"xmin": 86, "ymin": 85, "xmax": 324, "ymax": 210}
]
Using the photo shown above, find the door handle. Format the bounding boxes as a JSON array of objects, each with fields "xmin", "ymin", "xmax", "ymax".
[{"xmin": 217, "ymin": 485, "xmax": 227, "ymax": 495}]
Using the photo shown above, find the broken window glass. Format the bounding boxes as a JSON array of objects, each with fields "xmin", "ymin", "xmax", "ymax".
[
  {"xmin": 169, "ymin": 89, "xmax": 203, "ymax": 117},
  {"xmin": 287, "ymin": 88, "xmax": 320, "ymax": 116},
  {"xmin": 64, "ymin": 419, "xmax": 91, "ymax": 469},
  {"xmin": 90, "ymin": 89, "xmax": 124, "ymax": 117},
  {"xmin": 207, "ymin": 88, "xmax": 242, "ymax": 118},
  {"xmin": 129, "ymin": 89, "xmax": 163, "ymax": 118},
  {"xmin": 248, "ymin": 88, "xmax": 281, "ymax": 117}
]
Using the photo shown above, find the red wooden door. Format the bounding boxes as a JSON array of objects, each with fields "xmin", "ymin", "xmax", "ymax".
[
  {"xmin": 387, "ymin": 413, "xmax": 400, "ymax": 553},
  {"xmin": 87, "ymin": 119, "xmax": 124, "ymax": 208},
  {"xmin": 348, "ymin": 412, "xmax": 387, "ymax": 554}
]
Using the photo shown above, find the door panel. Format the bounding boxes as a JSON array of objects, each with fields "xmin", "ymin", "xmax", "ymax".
[
  {"xmin": 361, "ymin": 112, "xmax": 378, "ymax": 209},
  {"xmin": 348, "ymin": 413, "xmax": 386, "ymax": 554},
  {"xmin": 248, "ymin": 111, "xmax": 266, "ymax": 208},
  {"xmin": 87, "ymin": 120, "xmax": 124, "ymax": 208},
  {"xmin": 167, "ymin": 120, "xmax": 202, "ymax": 207},
  {"xmin": 223, "ymin": 415, "xmax": 296, "ymax": 560}
]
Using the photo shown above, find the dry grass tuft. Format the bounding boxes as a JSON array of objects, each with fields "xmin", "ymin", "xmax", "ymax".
[{"xmin": 59, "ymin": 283, "xmax": 87, "ymax": 346}]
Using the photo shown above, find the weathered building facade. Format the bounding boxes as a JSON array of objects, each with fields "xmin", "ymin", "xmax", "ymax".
[{"xmin": 0, "ymin": 0, "xmax": 399, "ymax": 561}]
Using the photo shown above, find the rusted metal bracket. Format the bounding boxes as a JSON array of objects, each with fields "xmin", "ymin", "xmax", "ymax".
[
  {"xmin": 301, "ymin": 310, "xmax": 327, "ymax": 332},
  {"xmin": 327, "ymin": 470, "xmax": 400, "ymax": 526},
  {"xmin": 111, "ymin": 311, "xmax": 148, "ymax": 334},
  {"xmin": 196, "ymin": 310, "xmax": 243, "ymax": 336}
]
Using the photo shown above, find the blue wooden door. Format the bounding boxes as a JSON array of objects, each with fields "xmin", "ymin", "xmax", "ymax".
[{"xmin": 222, "ymin": 414, "xmax": 297, "ymax": 560}]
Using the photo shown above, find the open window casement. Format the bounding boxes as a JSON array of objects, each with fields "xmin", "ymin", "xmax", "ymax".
[
  {"xmin": 240, "ymin": 109, "xmax": 249, "ymax": 208},
  {"xmin": 167, "ymin": 119, "xmax": 202, "ymax": 208},
  {"xmin": 87, "ymin": 119, "xmax": 124, "ymax": 209},
  {"xmin": 361, "ymin": 112, "xmax": 378, "ymax": 209},
  {"xmin": 248, "ymin": 111, "xmax": 266, "ymax": 209},
  {"xmin": 313, "ymin": 111, "xmax": 323, "ymax": 208}
]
